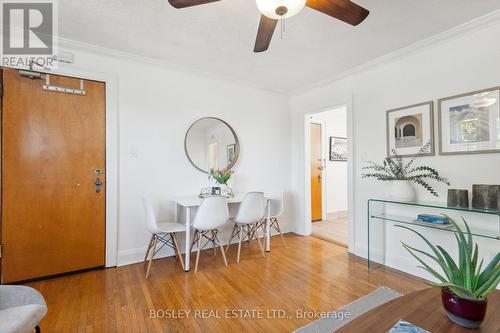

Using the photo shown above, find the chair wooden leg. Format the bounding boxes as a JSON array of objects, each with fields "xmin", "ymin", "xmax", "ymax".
[
  {"xmin": 172, "ymin": 233, "xmax": 185, "ymax": 270},
  {"xmin": 145, "ymin": 235, "xmax": 158, "ymax": 278},
  {"xmin": 194, "ymin": 232, "xmax": 202, "ymax": 273},
  {"xmin": 212, "ymin": 230, "xmax": 217, "ymax": 256},
  {"xmin": 274, "ymin": 218, "xmax": 286, "ymax": 246},
  {"xmin": 190, "ymin": 230, "xmax": 198, "ymax": 254},
  {"xmin": 144, "ymin": 234, "xmax": 155, "ymax": 264},
  {"xmin": 214, "ymin": 232, "xmax": 228, "ymax": 267},
  {"xmin": 253, "ymin": 223, "xmax": 265, "ymax": 257},
  {"xmin": 226, "ymin": 224, "xmax": 237, "ymax": 253},
  {"xmin": 237, "ymin": 225, "xmax": 243, "ymax": 263}
]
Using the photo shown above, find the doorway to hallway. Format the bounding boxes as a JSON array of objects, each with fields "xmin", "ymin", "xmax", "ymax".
[{"xmin": 307, "ymin": 106, "xmax": 349, "ymax": 247}]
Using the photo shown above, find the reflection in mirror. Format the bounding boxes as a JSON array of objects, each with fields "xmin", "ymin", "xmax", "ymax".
[{"xmin": 185, "ymin": 117, "xmax": 239, "ymax": 173}]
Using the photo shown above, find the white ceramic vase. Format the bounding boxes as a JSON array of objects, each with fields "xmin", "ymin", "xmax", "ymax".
[{"xmin": 387, "ymin": 180, "xmax": 416, "ymax": 201}]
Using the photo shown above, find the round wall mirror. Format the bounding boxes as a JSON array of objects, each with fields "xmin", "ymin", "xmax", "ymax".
[{"xmin": 184, "ymin": 117, "xmax": 239, "ymax": 173}]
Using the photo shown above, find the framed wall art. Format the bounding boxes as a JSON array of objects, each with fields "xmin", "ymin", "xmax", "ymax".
[
  {"xmin": 438, "ymin": 86, "xmax": 500, "ymax": 155},
  {"xmin": 329, "ymin": 136, "xmax": 347, "ymax": 161},
  {"xmin": 227, "ymin": 143, "xmax": 236, "ymax": 164},
  {"xmin": 386, "ymin": 101, "xmax": 434, "ymax": 157}
]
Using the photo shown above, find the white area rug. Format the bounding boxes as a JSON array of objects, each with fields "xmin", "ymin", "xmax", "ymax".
[{"xmin": 293, "ymin": 286, "xmax": 403, "ymax": 333}]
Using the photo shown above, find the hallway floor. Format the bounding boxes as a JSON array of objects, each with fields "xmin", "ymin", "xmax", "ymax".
[{"xmin": 311, "ymin": 216, "xmax": 348, "ymax": 247}]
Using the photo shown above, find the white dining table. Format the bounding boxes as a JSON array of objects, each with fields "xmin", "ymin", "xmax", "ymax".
[{"xmin": 172, "ymin": 193, "xmax": 271, "ymax": 272}]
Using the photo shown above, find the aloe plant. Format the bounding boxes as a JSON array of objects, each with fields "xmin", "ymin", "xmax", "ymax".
[{"xmin": 396, "ymin": 216, "xmax": 500, "ymax": 300}]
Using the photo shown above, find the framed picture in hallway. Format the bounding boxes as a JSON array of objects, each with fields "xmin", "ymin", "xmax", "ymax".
[
  {"xmin": 386, "ymin": 101, "xmax": 434, "ymax": 157},
  {"xmin": 438, "ymin": 86, "xmax": 500, "ymax": 155},
  {"xmin": 227, "ymin": 143, "xmax": 236, "ymax": 164},
  {"xmin": 329, "ymin": 136, "xmax": 347, "ymax": 161}
]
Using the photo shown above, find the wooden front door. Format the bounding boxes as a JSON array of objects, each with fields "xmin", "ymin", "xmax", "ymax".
[
  {"xmin": 1, "ymin": 68, "xmax": 106, "ymax": 283},
  {"xmin": 310, "ymin": 123, "xmax": 323, "ymax": 222}
]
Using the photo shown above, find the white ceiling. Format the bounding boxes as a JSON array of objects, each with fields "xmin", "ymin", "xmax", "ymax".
[{"xmin": 59, "ymin": 0, "xmax": 500, "ymax": 93}]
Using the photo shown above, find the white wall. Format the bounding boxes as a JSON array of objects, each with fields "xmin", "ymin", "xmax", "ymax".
[
  {"xmin": 290, "ymin": 20, "xmax": 500, "ymax": 281},
  {"xmin": 310, "ymin": 107, "xmax": 348, "ymax": 215},
  {"xmin": 13, "ymin": 15, "xmax": 499, "ymax": 282},
  {"xmin": 52, "ymin": 42, "xmax": 291, "ymax": 266}
]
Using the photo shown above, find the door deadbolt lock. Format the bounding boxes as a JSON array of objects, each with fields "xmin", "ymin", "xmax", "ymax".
[
  {"xmin": 95, "ymin": 168, "xmax": 104, "ymax": 175},
  {"xmin": 95, "ymin": 177, "xmax": 103, "ymax": 193}
]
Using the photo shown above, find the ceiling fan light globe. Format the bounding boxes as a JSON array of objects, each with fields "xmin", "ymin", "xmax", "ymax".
[{"xmin": 256, "ymin": 0, "xmax": 306, "ymax": 19}]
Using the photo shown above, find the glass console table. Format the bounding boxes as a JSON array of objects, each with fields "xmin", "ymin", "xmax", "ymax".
[{"xmin": 367, "ymin": 198, "xmax": 500, "ymax": 270}]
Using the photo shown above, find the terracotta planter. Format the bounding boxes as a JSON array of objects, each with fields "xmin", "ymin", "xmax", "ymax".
[{"xmin": 441, "ymin": 288, "xmax": 488, "ymax": 328}]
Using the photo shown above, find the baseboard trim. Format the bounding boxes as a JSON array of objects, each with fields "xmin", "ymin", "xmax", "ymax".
[{"xmin": 326, "ymin": 210, "xmax": 348, "ymax": 219}]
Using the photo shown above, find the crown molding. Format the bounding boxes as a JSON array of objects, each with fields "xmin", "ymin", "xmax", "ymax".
[
  {"xmin": 290, "ymin": 9, "xmax": 500, "ymax": 96},
  {"xmin": 57, "ymin": 9, "xmax": 500, "ymax": 97},
  {"xmin": 57, "ymin": 37, "xmax": 289, "ymax": 96}
]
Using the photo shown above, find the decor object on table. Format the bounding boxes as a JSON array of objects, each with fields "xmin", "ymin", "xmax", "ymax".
[
  {"xmin": 329, "ymin": 136, "xmax": 347, "ymax": 161},
  {"xmin": 387, "ymin": 320, "xmax": 429, "ymax": 333},
  {"xmin": 416, "ymin": 214, "xmax": 450, "ymax": 224},
  {"xmin": 209, "ymin": 168, "xmax": 234, "ymax": 196},
  {"xmin": 438, "ymin": 86, "xmax": 500, "ymax": 155},
  {"xmin": 396, "ymin": 217, "xmax": 500, "ymax": 329},
  {"xmin": 184, "ymin": 117, "xmax": 239, "ymax": 173},
  {"xmin": 472, "ymin": 185, "xmax": 500, "ymax": 211},
  {"xmin": 386, "ymin": 101, "xmax": 434, "ymax": 157},
  {"xmin": 362, "ymin": 142, "xmax": 450, "ymax": 199},
  {"xmin": 447, "ymin": 189, "xmax": 469, "ymax": 208}
]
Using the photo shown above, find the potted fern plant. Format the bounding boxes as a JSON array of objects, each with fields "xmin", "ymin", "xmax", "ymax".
[
  {"xmin": 397, "ymin": 217, "xmax": 500, "ymax": 328},
  {"xmin": 362, "ymin": 142, "xmax": 449, "ymax": 200}
]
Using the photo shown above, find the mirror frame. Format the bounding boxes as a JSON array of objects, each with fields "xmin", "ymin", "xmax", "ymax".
[{"xmin": 184, "ymin": 117, "xmax": 240, "ymax": 174}]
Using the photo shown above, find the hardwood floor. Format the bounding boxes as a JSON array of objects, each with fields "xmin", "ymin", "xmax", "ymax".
[
  {"xmin": 311, "ymin": 216, "xmax": 348, "ymax": 247},
  {"xmin": 28, "ymin": 235, "xmax": 427, "ymax": 332}
]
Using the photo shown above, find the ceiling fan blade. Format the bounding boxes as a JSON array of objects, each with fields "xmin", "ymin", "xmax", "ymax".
[
  {"xmin": 306, "ymin": 0, "xmax": 369, "ymax": 26},
  {"xmin": 168, "ymin": 0, "xmax": 220, "ymax": 9},
  {"xmin": 254, "ymin": 15, "xmax": 278, "ymax": 53}
]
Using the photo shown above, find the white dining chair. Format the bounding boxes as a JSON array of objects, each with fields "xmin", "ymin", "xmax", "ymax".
[
  {"xmin": 258, "ymin": 191, "xmax": 286, "ymax": 246},
  {"xmin": 190, "ymin": 196, "xmax": 229, "ymax": 273},
  {"xmin": 226, "ymin": 192, "xmax": 266, "ymax": 262},
  {"xmin": 143, "ymin": 197, "xmax": 185, "ymax": 278}
]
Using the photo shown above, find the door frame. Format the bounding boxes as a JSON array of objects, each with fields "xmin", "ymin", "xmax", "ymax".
[
  {"xmin": 1, "ymin": 65, "xmax": 119, "ymax": 268},
  {"xmin": 303, "ymin": 96, "xmax": 355, "ymax": 253},
  {"xmin": 308, "ymin": 119, "xmax": 327, "ymax": 222}
]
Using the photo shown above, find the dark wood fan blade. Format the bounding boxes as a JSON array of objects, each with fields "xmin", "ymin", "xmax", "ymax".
[
  {"xmin": 168, "ymin": 0, "xmax": 220, "ymax": 9},
  {"xmin": 306, "ymin": 0, "xmax": 369, "ymax": 25},
  {"xmin": 254, "ymin": 15, "xmax": 278, "ymax": 53}
]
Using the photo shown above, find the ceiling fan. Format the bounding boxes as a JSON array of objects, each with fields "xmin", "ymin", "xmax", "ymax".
[{"xmin": 167, "ymin": 0, "xmax": 369, "ymax": 52}]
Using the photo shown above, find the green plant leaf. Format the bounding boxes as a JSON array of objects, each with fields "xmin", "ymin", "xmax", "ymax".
[
  {"xmin": 443, "ymin": 216, "xmax": 473, "ymax": 290},
  {"xmin": 430, "ymin": 282, "xmax": 476, "ymax": 299},
  {"xmin": 478, "ymin": 253, "xmax": 500, "ymax": 287},
  {"xmin": 471, "ymin": 243, "xmax": 478, "ymax": 276},
  {"xmin": 473, "ymin": 259, "xmax": 484, "ymax": 291},
  {"xmin": 437, "ymin": 245, "xmax": 462, "ymax": 285},
  {"xmin": 402, "ymin": 243, "xmax": 448, "ymax": 283},
  {"xmin": 473, "ymin": 270, "xmax": 500, "ymax": 299},
  {"xmin": 395, "ymin": 225, "xmax": 452, "ymax": 279}
]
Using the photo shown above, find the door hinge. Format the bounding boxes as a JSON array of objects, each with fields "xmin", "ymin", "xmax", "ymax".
[{"xmin": 0, "ymin": 82, "xmax": 3, "ymax": 98}]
